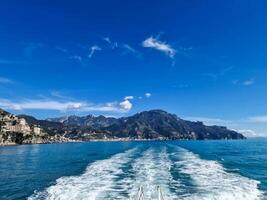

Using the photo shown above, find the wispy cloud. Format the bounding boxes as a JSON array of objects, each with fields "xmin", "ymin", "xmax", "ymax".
[
  {"xmin": 103, "ymin": 37, "xmax": 111, "ymax": 44},
  {"xmin": 124, "ymin": 96, "xmax": 134, "ymax": 100},
  {"xmin": 121, "ymin": 44, "xmax": 141, "ymax": 58},
  {"xmin": 236, "ymin": 129, "xmax": 267, "ymax": 138},
  {"xmin": 70, "ymin": 55, "xmax": 82, "ymax": 63},
  {"xmin": 88, "ymin": 45, "xmax": 102, "ymax": 58},
  {"xmin": 122, "ymin": 44, "xmax": 136, "ymax": 53},
  {"xmin": 233, "ymin": 79, "xmax": 255, "ymax": 86},
  {"xmin": 172, "ymin": 83, "xmax": 189, "ymax": 89},
  {"xmin": 202, "ymin": 65, "xmax": 234, "ymax": 80},
  {"xmin": 185, "ymin": 116, "xmax": 267, "ymax": 137},
  {"xmin": 55, "ymin": 46, "xmax": 68, "ymax": 53},
  {"xmin": 0, "ymin": 99, "xmax": 85, "ymax": 111},
  {"xmin": 185, "ymin": 117, "xmax": 230, "ymax": 126},
  {"xmin": 103, "ymin": 37, "xmax": 118, "ymax": 49},
  {"xmin": 0, "ymin": 97, "xmax": 133, "ymax": 113},
  {"xmin": 50, "ymin": 91, "xmax": 74, "ymax": 100},
  {"xmin": 142, "ymin": 36, "xmax": 176, "ymax": 58},
  {"xmin": 102, "ymin": 37, "xmax": 141, "ymax": 58},
  {"xmin": 248, "ymin": 115, "xmax": 267, "ymax": 123},
  {"xmin": 55, "ymin": 46, "xmax": 83, "ymax": 63},
  {"xmin": 242, "ymin": 79, "xmax": 254, "ymax": 86},
  {"xmin": 0, "ymin": 77, "xmax": 13, "ymax": 84}
]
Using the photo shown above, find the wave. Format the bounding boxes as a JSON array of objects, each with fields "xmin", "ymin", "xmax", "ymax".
[
  {"xmin": 28, "ymin": 148, "xmax": 137, "ymax": 200},
  {"xmin": 170, "ymin": 146, "xmax": 263, "ymax": 200},
  {"xmin": 127, "ymin": 147, "xmax": 180, "ymax": 200},
  {"xmin": 28, "ymin": 145, "xmax": 263, "ymax": 200}
]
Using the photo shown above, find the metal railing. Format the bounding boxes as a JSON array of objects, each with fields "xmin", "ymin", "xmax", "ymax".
[
  {"xmin": 157, "ymin": 186, "xmax": 165, "ymax": 200},
  {"xmin": 136, "ymin": 186, "xmax": 144, "ymax": 200},
  {"xmin": 135, "ymin": 186, "xmax": 164, "ymax": 200}
]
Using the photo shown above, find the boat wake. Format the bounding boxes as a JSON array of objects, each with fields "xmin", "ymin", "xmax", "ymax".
[
  {"xmin": 170, "ymin": 146, "xmax": 262, "ymax": 200},
  {"xmin": 127, "ymin": 147, "xmax": 180, "ymax": 200},
  {"xmin": 29, "ymin": 148, "xmax": 138, "ymax": 200},
  {"xmin": 29, "ymin": 145, "xmax": 263, "ymax": 200}
]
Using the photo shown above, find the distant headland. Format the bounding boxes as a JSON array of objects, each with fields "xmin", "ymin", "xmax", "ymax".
[{"xmin": 0, "ymin": 108, "xmax": 245, "ymax": 145}]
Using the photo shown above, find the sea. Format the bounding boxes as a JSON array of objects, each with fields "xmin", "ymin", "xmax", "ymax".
[{"xmin": 0, "ymin": 139, "xmax": 267, "ymax": 200}]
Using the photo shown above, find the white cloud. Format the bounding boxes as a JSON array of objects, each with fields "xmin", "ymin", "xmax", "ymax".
[
  {"xmin": 248, "ymin": 115, "xmax": 267, "ymax": 123},
  {"xmin": 0, "ymin": 99, "xmax": 86, "ymax": 111},
  {"xmin": 50, "ymin": 91, "xmax": 73, "ymax": 100},
  {"xmin": 103, "ymin": 37, "xmax": 140, "ymax": 58},
  {"xmin": 144, "ymin": 93, "xmax": 152, "ymax": 98},
  {"xmin": 122, "ymin": 44, "xmax": 136, "ymax": 53},
  {"xmin": 121, "ymin": 44, "xmax": 141, "ymax": 57},
  {"xmin": 0, "ymin": 77, "xmax": 13, "ymax": 84},
  {"xmin": 182, "ymin": 116, "xmax": 267, "ymax": 136},
  {"xmin": 243, "ymin": 79, "xmax": 254, "ymax": 86},
  {"xmin": 88, "ymin": 45, "xmax": 102, "ymax": 58},
  {"xmin": 103, "ymin": 37, "xmax": 111, "ymax": 44},
  {"xmin": 185, "ymin": 117, "xmax": 230, "ymax": 126},
  {"xmin": 233, "ymin": 79, "xmax": 255, "ymax": 86},
  {"xmin": 237, "ymin": 129, "xmax": 267, "ymax": 138},
  {"xmin": 142, "ymin": 36, "xmax": 176, "ymax": 58},
  {"xmin": 103, "ymin": 37, "xmax": 118, "ymax": 49},
  {"xmin": 119, "ymin": 99, "xmax": 132, "ymax": 111},
  {"xmin": 124, "ymin": 96, "xmax": 134, "ymax": 100},
  {"xmin": 80, "ymin": 102, "xmax": 123, "ymax": 112},
  {"xmin": 0, "ymin": 97, "xmax": 133, "ymax": 113}
]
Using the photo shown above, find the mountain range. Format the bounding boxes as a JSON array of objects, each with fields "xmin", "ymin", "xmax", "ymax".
[{"xmin": 0, "ymin": 108, "xmax": 245, "ymax": 145}]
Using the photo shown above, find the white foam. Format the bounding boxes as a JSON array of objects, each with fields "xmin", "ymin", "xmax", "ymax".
[
  {"xmin": 172, "ymin": 147, "xmax": 263, "ymax": 200},
  {"xmin": 28, "ymin": 148, "xmax": 137, "ymax": 200},
  {"xmin": 28, "ymin": 145, "xmax": 264, "ymax": 200},
  {"xmin": 127, "ymin": 147, "xmax": 180, "ymax": 200}
]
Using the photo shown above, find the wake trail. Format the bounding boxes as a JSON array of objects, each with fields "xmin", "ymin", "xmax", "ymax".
[
  {"xmin": 28, "ymin": 148, "xmax": 137, "ymax": 200},
  {"xmin": 170, "ymin": 145, "xmax": 263, "ymax": 200},
  {"xmin": 29, "ymin": 144, "xmax": 263, "ymax": 200},
  {"xmin": 128, "ymin": 147, "xmax": 180, "ymax": 200}
]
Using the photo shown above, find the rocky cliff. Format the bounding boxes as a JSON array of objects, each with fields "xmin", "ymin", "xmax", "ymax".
[{"xmin": 0, "ymin": 109, "xmax": 70, "ymax": 145}]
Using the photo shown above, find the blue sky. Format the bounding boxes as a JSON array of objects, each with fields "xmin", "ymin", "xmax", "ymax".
[{"xmin": 1, "ymin": 0, "xmax": 267, "ymax": 136}]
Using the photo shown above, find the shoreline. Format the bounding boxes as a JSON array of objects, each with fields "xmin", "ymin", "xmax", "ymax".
[{"xmin": 0, "ymin": 137, "xmax": 249, "ymax": 147}]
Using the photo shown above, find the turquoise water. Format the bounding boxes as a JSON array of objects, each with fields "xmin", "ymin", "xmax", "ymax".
[{"xmin": 0, "ymin": 139, "xmax": 267, "ymax": 199}]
